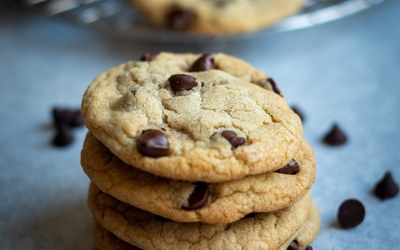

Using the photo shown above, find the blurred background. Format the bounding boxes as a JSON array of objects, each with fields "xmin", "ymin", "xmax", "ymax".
[{"xmin": 0, "ymin": 0, "xmax": 399, "ymax": 249}]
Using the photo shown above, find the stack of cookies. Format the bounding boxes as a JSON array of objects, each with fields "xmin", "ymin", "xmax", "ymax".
[{"xmin": 80, "ymin": 52, "xmax": 320, "ymax": 250}]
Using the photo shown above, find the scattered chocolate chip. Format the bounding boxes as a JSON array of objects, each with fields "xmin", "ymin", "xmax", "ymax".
[
  {"xmin": 168, "ymin": 74, "xmax": 198, "ymax": 92},
  {"xmin": 337, "ymin": 199, "xmax": 365, "ymax": 229},
  {"xmin": 221, "ymin": 130, "xmax": 246, "ymax": 148},
  {"xmin": 290, "ymin": 105, "xmax": 305, "ymax": 122},
  {"xmin": 137, "ymin": 129, "xmax": 169, "ymax": 158},
  {"xmin": 166, "ymin": 6, "xmax": 196, "ymax": 31},
  {"xmin": 52, "ymin": 124, "xmax": 74, "ymax": 147},
  {"xmin": 275, "ymin": 159, "xmax": 300, "ymax": 175},
  {"xmin": 182, "ymin": 182, "xmax": 210, "ymax": 210},
  {"xmin": 323, "ymin": 123, "xmax": 348, "ymax": 146},
  {"xmin": 139, "ymin": 53, "xmax": 152, "ymax": 62},
  {"xmin": 287, "ymin": 240, "xmax": 300, "ymax": 250},
  {"xmin": 305, "ymin": 246, "xmax": 313, "ymax": 250},
  {"xmin": 190, "ymin": 53, "xmax": 215, "ymax": 72},
  {"xmin": 374, "ymin": 171, "xmax": 399, "ymax": 200},
  {"xmin": 52, "ymin": 108, "xmax": 84, "ymax": 128},
  {"xmin": 267, "ymin": 77, "xmax": 282, "ymax": 96}
]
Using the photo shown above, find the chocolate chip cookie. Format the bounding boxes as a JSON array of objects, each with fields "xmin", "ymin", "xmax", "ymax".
[
  {"xmin": 88, "ymin": 183, "xmax": 312, "ymax": 250},
  {"xmin": 82, "ymin": 132, "xmax": 315, "ymax": 224},
  {"xmin": 131, "ymin": 0, "xmax": 303, "ymax": 35},
  {"xmin": 82, "ymin": 52, "xmax": 303, "ymax": 182}
]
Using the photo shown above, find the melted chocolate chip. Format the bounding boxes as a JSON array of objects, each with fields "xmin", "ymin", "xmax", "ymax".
[
  {"xmin": 221, "ymin": 130, "xmax": 246, "ymax": 148},
  {"xmin": 190, "ymin": 53, "xmax": 215, "ymax": 72},
  {"xmin": 137, "ymin": 130, "xmax": 169, "ymax": 158},
  {"xmin": 374, "ymin": 171, "xmax": 399, "ymax": 200},
  {"xmin": 337, "ymin": 199, "xmax": 365, "ymax": 229},
  {"xmin": 139, "ymin": 53, "xmax": 152, "ymax": 62},
  {"xmin": 182, "ymin": 182, "xmax": 210, "ymax": 210},
  {"xmin": 287, "ymin": 240, "xmax": 300, "ymax": 250},
  {"xmin": 290, "ymin": 105, "xmax": 305, "ymax": 122},
  {"xmin": 166, "ymin": 6, "xmax": 196, "ymax": 31},
  {"xmin": 323, "ymin": 123, "xmax": 348, "ymax": 146},
  {"xmin": 52, "ymin": 123, "xmax": 74, "ymax": 147},
  {"xmin": 275, "ymin": 159, "xmax": 300, "ymax": 175},
  {"xmin": 267, "ymin": 77, "xmax": 282, "ymax": 96},
  {"xmin": 169, "ymin": 74, "xmax": 198, "ymax": 92}
]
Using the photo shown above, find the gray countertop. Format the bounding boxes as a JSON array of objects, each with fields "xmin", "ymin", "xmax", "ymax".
[{"xmin": 1, "ymin": 1, "xmax": 399, "ymax": 249}]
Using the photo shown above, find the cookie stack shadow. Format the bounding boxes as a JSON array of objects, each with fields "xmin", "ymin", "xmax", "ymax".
[{"xmin": 80, "ymin": 52, "xmax": 320, "ymax": 250}]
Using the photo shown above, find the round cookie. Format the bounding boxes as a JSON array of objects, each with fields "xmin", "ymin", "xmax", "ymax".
[
  {"xmin": 279, "ymin": 202, "xmax": 320, "ymax": 250},
  {"xmin": 92, "ymin": 203, "xmax": 319, "ymax": 250},
  {"xmin": 82, "ymin": 52, "xmax": 303, "ymax": 182},
  {"xmin": 82, "ymin": 132, "xmax": 315, "ymax": 224},
  {"xmin": 131, "ymin": 0, "xmax": 303, "ymax": 35},
  {"xmin": 88, "ymin": 183, "xmax": 312, "ymax": 250}
]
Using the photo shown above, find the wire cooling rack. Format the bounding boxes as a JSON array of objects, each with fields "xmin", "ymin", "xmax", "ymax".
[{"xmin": 24, "ymin": 0, "xmax": 386, "ymax": 42}]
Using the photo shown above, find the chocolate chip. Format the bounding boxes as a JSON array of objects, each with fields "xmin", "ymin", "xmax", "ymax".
[
  {"xmin": 290, "ymin": 105, "xmax": 305, "ymax": 122},
  {"xmin": 275, "ymin": 159, "xmax": 300, "ymax": 175},
  {"xmin": 52, "ymin": 108, "xmax": 84, "ymax": 128},
  {"xmin": 221, "ymin": 130, "xmax": 246, "ymax": 148},
  {"xmin": 139, "ymin": 53, "xmax": 152, "ymax": 62},
  {"xmin": 287, "ymin": 240, "xmax": 300, "ymax": 250},
  {"xmin": 166, "ymin": 6, "xmax": 196, "ymax": 31},
  {"xmin": 323, "ymin": 123, "xmax": 348, "ymax": 146},
  {"xmin": 137, "ymin": 130, "xmax": 169, "ymax": 158},
  {"xmin": 374, "ymin": 171, "xmax": 399, "ymax": 200},
  {"xmin": 52, "ymin": 124, "xmax": 74, "ymax": 147},
  {"xmin": 305, "ymin": 246, "xmax": 313, "ymax": 250},
  {"xmin": 182, "ymin": 182, "xmax": 210, "ymax": 210},
  {"xmin": 190, "ymin": 53, "xmax": 215, "ymax": 72},
  {"xmin": 337, "ymin": 199, "xmax": 365, "ymax": 229},
  {"xmin": 169, "ymin": 74, "xmax": 198, "ymax": 92},
  {"xmin": 267, "ymin": 78, "xmax": 282, "ymax": 96}
]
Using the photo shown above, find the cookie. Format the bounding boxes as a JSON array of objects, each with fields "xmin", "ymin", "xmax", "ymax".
[
  {"xmin": 82, "ymin": 52, "xmax": 303, "ymax": 182},
  {"xmin": 93, "ymin": 202, "xmax": 319, "ymax": 250},
  {"xmin": 88, "ymin": 183, "xmax": 312, "ymax": 250},
  {"xmin": 131, "ymin": 0, "xmax": 303, "ymax": 35},
  {"xmin": 82, "ymin": 132, "xmax": 315, "ymax": 224},
  {"xmin": 280, "ymin": 202, "xmax": 320, "ymax": 250}
]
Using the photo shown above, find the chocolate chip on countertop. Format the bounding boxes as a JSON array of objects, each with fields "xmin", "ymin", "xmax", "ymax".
[
  {"xmin": 190, "ymin": 53, "xmax": 215, "ymax": 72},
  {"xmin": 374, "ymin": 171, "xmax": 399, "ymax": 200},
  {"xmin": 52, "ymin": 108, "xmax": 84, "ymax": 128},
  {"xmin": 290, "ymin": 105, "xmax": 305, "ymax": 122},
  {"xmin": 169, "ymin": 74, "xmax": 198, "ymax": 92},
  {"xmin": 287, "ymin": 240, "xmax": 300, "ymax": 250},
  {"xmin": 139, "ymin": 53, "xmax": 153, "ymax": 62},
  {"xmin": 182, "ymin": 182, "xmax": 211, "ymax": 210},
  {"xmin": 166, "ymin": 6, "xmax": 196, "ymax": 31},
  {"xmin": 137, "ymin": 129, "xmax": 170, "ymax": 158},
  {"xmin": 305, "ymin": 246, "xmax": 313, "ymax": 250},
  {"xmin": 52, "ymin": 123, "xmax": 74, "ymax": 147},
  {"xmin": 221, "ymin": 130, "xmax": 246, "ymax": 148},
  {"xmin": 267, "ymin": 77, "xmax": 282, "ymax": 96},
  {"xmin": 337, "ymin": 199, "xmax": 365, "ymax": 229},
  {"xmin": 275, "ymin": 159, "xmax": 300, "ymax": 175},
  {"xmin": 323, "ymin": 123, "xmax": 348, "ymax": 146}
]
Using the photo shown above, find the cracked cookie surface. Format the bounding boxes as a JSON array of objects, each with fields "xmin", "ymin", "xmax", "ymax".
[
  {"xmin": 130, "ymin": 0, "xmax": 303, "ymax": 35},
  {"xmin": 82, "ymin": 132, "xmax": 315, "ymax": 224},
  {"xmin": 88, "ymin": 183, "xmax": 311, "ymax": 250},
  {"xmin": 82, "ymin": 52, "xmax": 303, "ymax": 182}
]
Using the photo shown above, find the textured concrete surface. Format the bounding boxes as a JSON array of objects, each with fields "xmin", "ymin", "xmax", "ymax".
[{"xmin": 0, "ymin": 1, "xmax": 399, "ymax": 249}]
